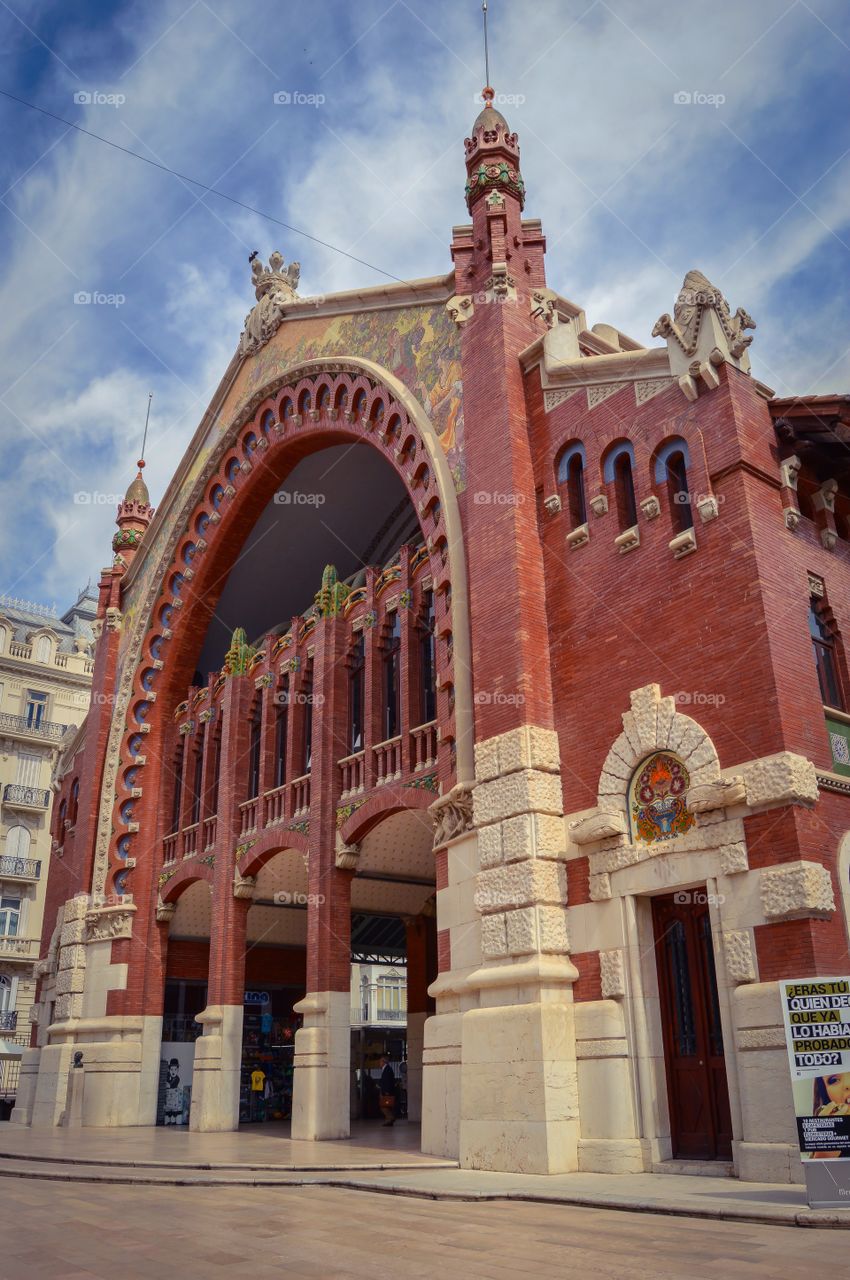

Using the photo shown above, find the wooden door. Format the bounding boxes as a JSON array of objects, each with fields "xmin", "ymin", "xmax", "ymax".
[{"xmin": 652, "ymin": 892, "xmax": 733, "ymax": 1160}]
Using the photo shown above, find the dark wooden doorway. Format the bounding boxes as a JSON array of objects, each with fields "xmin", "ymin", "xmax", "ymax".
[{"xmin": 652, "ymin": 892, "xmax": 733, "ymax": 1160}]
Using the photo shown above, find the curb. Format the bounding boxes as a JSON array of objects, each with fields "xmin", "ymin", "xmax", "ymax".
[{"xmin": 0, "ymin": 1160, "xmax": 848, "ymax": 1228}]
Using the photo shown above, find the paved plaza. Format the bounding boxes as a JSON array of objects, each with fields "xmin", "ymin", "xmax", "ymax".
[{"xmin": 2, "ymin": 1177, "xmax": 849, "ymax": 1280}]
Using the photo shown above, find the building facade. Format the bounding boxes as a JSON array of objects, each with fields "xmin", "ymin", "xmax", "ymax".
[
  {"xmin": 0, "ymin": 589, "xmax": 95, "ymax": 1099},
  {"xmin": 13, "ymin": 92, "xmax": 850, "ymax": 1183}
]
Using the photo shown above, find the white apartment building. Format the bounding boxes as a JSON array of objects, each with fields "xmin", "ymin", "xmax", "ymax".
[{"xmin": 0, "ymin": 588, "xmax": 95, "ymax": 1103}]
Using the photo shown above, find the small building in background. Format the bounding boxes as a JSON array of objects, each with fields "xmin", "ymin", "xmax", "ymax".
[{"xmin": 0, "ymin": 588, "xmax": 95, "ymax": 1106}]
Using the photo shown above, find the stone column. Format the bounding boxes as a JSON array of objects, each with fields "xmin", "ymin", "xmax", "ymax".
[
  {"xmin": 190, "ymin": 673, "xmax": 252, "ymax": 1132},
  {"xmin": 421, "ymin": 790, "xmax": 477, "ymax": 1159},
  {"xmin": 291, "ymin": 607, "xmax": 353, "ymax": 1140},
  {"xmin": 404, "ymin": 912, "xmax": 434, "ymax": 1124},
  {"xmin": 460, "ymin": 727, "xmax": 579, "ymax": 1174}
]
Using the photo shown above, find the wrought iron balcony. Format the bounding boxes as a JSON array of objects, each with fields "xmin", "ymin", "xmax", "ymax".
[
  {"xmin": 0, "ymin": 1010, "xmax": 17, "ymax": 1032},
  {"xmin": 3, "ymin": 784, "xmax": 50, "ymax": 811},
  {"xmin": 376, "ymin": 1008, "xmax": 406, "ymax": 1022},
  {"xmin": 0, "ymin": 712, "xmax": 68, "ymax": 743},
  {"xmin": 0, "ymin": 855, "xmax": 41, "ymax": 880}
]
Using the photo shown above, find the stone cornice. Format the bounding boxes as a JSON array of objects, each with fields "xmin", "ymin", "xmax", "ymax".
[
  {"xmin": 0, "ymin": 654, "xmax": 93, "ymax": 689},
  {"xmin": 283, "ymin": 273, "xmax": 453, "ymax": 321},
  {"xmin": 530, "ymin": 343, "xmax": 672, "ymax": 387}
]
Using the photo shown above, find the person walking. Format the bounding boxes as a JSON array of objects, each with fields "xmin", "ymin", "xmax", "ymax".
[{"xmin": 378, "ymin": 1054, "xmax": 396, "ymax": 1126}]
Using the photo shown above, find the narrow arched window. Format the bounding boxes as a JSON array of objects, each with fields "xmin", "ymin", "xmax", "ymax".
[
  {"xmin": 208, "ymin": 717, "xmax": 223, "ymax": 815},
  {"xmin": 275, "ymin": 680, "xmax": 289, "ymax": 787},
  {"xmin": 34, "ymin": 635, "xmax": 51, "ymax": 663},
  {"xmin": 603, "ymin": 443, "xmax": 637, "ymax": 531},
  {"xmin": 247, "ymin": 698, "xmax": 262, "ymax": 798},
  {"xmin": 382, "ymin": 612, "xmax": 402, "ymax": 741},
  {"xmin": 349, "ymin": 634, "xmax": 365, "ymax": 752},
  {"xmin": 190, "ymin": 726, "xmax": 204, "ymax": 824},
  {"xmin": 557, "ymin": 443, "xmax": 587, "ymax": 529},
  {"xmin": 614, "ymin": 453, "xmax": 637, "ymax": 530},
  {"xmin": 655, "ymin": 438, "xmax": 693, "ymax": 531},
  {"xmin": 68, "ymin": 778, "xmax": 80, "ymax": 827},
  {"xmin": 302, "ymin": 660, "xmax": 314, "ymax": 773},
  {"xmin": 418, "ymin": 591, "xmax": 436, "ymax": 724},
  {"xmin": 56, "ymin": 800, "xmax": 67, "ymax": 847},
  {"xmin": 810, "ymin": 596, "xmax": 844, "ymax": 710}
]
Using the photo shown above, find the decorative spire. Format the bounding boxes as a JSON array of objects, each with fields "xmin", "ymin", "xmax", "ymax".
[
  {"xmin": 223, "ymin": 626, "xmax": 257, "ymax": 677},
  {"xmin": 113, "ymin": 458, "xmax": 154, "ymax": 561},
  {"xmin": 314, "ymin": 564, "xmax": 350, "ymax": 618},
  {"xmin": 464, "ymin": 86, "xmax": 525, "ymax": 213},
  {"xmin": 113, "ymin": 394, "xmax": 155, "ymax": 563}
]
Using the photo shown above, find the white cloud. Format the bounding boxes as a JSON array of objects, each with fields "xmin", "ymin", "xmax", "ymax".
[{"xmin": 1, "ymin": 0, "xmax": 849, "ymax": 602}]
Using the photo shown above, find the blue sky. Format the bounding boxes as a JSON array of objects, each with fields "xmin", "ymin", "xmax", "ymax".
[{"xmin": 1, "ymin": 0, "xmax": 849, "ymax": 606}]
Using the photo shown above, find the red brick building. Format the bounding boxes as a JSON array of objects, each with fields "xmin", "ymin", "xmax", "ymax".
[{"xmin": 14, "ymin": 90, "xmax": 850, "ymax": 1182}]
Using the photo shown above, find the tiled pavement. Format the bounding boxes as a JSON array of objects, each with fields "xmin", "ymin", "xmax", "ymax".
[
  {"xmin": 3, "ymin": 1121, "xmax": 850, "ymax": 1241},
  {"xmin": 2, "ymin": 1179, "xmax": 849, "ymax": 1280},
  {"xmin": 0, "ymin": 1119, "xmax": 441, "ymax": 1169}
]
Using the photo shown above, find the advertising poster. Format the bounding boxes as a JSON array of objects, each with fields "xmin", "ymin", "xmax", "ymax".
[{"xmin": 780, "ymin": 976, "xmax": 850, "ymax": 1208}]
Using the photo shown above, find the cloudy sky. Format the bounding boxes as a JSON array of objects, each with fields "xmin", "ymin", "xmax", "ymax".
[{"xmin": 0, "ymin": 0, "xmax": 848, "ymax": 607}]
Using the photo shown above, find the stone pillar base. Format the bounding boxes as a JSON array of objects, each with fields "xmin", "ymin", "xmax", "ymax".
[
  {"xmin": 459, "ymin": 991, "xmax": 579, "ymax": 1175},
  {"xmin": 31, "ymin": 1042, "xmax": 75, "ymax": 1127},
  {"xmin": 405, "ymin": 1011, "xmax": 426, "ymax": 1123},
  {"xmin": 189, "ymin": 1005, "xmax": 243, "ymax": 1132},
  {"xmin": 577, "ymin": 1137, "xmax": 649, "ymax": 1173},
  {"xmin": 10, "ymin": 1048, "xmax": 40, "ymax": 1126},
  {"xmin": 421, "ymin": 1009, "xmax": 462, "ymax": 1157},
  {"xmin": 734, "ymin": 1140, "xmax": 804, "ymax": 1184},
  {"xmin": 291, "ymin": 991, "xmax": 350, "ymax": 1140}
]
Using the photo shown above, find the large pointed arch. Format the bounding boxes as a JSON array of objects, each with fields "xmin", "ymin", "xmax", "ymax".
[{"xmin": 92, "ymin": 357, "xmax": 473, "ymax": 907}]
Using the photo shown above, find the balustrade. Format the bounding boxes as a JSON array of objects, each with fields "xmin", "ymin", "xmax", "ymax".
[
  {"xmin": 291, "ymin": 773, "xmax": 311, "ymax": 816},
  {"xmin": 239, "ymin": 797, "xmax": 259, "ymax": 835},
  {"xmin": 373, "ymin": 736, "xmax": 403, "ymax": 785},
  {"xmin": 263, "ymin": 784, "xmax": 287, "ymax": 826},
  {"xmin": 182, "ymin": 822, "xmax": 199, "ymax": 857},
  {"xmin": 162, "ymin": 832, "xmax": 179, "ymax": 863},
  {"xmin": 202, "ymin": 815, "xmax": 217, "ymax": 850},
  {"xmin": 410, "ymin": 720, "xmax": 437, "ymax": 771},
  {"xmin": 338, "ymin": 750, "xmax": 365, "ymax": 797}
]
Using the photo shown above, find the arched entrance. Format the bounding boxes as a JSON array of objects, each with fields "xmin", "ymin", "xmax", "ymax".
[{"xmin": 119, "ymin": 364, "xmax": 469, "ymax": 1138}]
